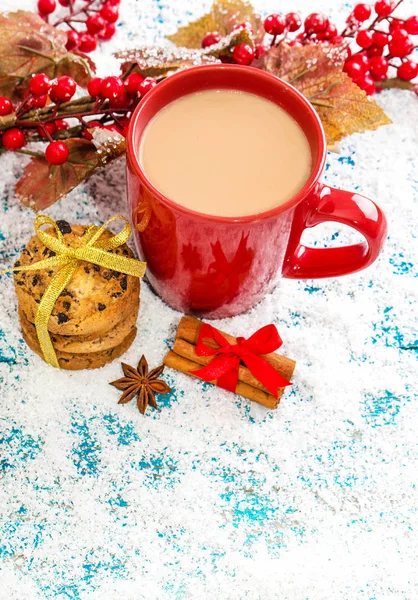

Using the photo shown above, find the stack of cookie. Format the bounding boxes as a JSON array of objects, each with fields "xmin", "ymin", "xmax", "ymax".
[{"xmin": 14, "ymin": 220, "xmax": 140, "ymax": 370}]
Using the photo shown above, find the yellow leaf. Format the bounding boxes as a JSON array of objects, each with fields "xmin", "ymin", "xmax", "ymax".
[
  {"xmin": 263, "ymin": 43, "xmax": 391, "ymax": 146},
  {"xmin": 167, "ymin": 0, "xmax": 264, "ymax": 48}
]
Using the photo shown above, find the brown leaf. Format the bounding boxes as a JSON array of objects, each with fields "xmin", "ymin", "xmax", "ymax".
[
  {"xmin": 167, "ymin": 0, "xmax": 264, "ymax": 48},
  {"xmin": 15, "ymin": 138, "xmax": 99, "ymax": 211},
  {"xmin": 116, "ymin": 28, "xmax": 253, "ymax": 80},
  {"xmin": 149, "ymin": 380, "xmax": 172, "ymax": 395},
  {"xmin": 16, "ymin": 129, "xmax": 126, "ymax": 211},
  {"xmin": 204, "ymin": 27, "xmax": 254, "ymax": 61},
  {"xmin": 0, "ymin": 11, "xmax": 94, "ymax": 101},
  {"xmin": 263, "ymin": 43, "xmax": 391, "ymax": 146},
  {"xmin": 90, "ymin": 127, "xmax": 126, "ymax": 160},
  {"xmin": 116, "ymin": 46, "xmax": 218, "ymax": 79}
]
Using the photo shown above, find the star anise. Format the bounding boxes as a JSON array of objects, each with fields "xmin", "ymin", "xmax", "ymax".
[{"xmin": 110, "ymin": 355, "xmax": 172, "ymax": 414}]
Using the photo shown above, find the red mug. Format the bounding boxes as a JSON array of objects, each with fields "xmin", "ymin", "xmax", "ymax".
[{"xmin": 127, "ymin": 65, "xmax": 387, "ymax": 318}]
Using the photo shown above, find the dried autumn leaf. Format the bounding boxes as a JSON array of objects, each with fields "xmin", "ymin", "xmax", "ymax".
[
  {"xmin": 90, "ymin": 127, "xmax": 126, "ymax": 159},
  {"xmin": 15, "ymin": 133, "xmax": 125, "ymax": 211},
  {"xmin": 116, "ymin": 46, "xmax": 219, "ymax": 78},
  {"xmin": 204, "ymin": 27, "xmax": 254, "ymax": 61},
  {"xmin": 116, "ymin": 28, "xmax": 252, "ymax": 78},
  {"xmin": 0, "ymin": 11, "xmax": 94, "ymax": 100},
  {"xmin": 167, "ymin": 0, "xmax": 264, "ymax": 48},
  {"xmin": 263, "ymin": 43, "xmax": 391, "ymax": 145},
  {"xmin": 16, "ymin": 139, "xmax": 99, "ymax": 211}
]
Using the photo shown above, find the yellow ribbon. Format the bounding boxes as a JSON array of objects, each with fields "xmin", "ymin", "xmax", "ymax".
[{"xmin": 0, "ymin": 215, "xmax": 146, "ymax": 368}]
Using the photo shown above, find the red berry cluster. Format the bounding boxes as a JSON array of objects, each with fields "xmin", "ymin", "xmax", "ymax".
[
  {"xmin": 0, "ymin": 69, "xmax": 157, "ymax": 165},
  {"xmin": 0, "ymin": 74, "xmax": 76, "ymax": 163},
  {"xmin": 343, "ymin": 2, "xmax": 418, "ymax": 94},
  {"xmin": 37, "ymin": 0, "xmax": 120, "ymax": 53},
  {"xmin": 200, "ymin": 0, "xmax": 417, "ymax": 95}
]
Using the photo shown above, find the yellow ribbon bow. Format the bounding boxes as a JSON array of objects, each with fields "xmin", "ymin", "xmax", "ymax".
[{"xmin": 0, "ymin": 215, "xmax": 146, "ymax": 368}]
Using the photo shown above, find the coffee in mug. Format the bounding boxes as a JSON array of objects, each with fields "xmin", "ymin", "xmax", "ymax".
[{"xmin": 139, "ymin": 89, "xmax": 312, "ymax": 218}]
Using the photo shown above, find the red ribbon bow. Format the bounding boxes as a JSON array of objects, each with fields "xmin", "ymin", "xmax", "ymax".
[{"xmin": 192, "ymin": 324, "xmax": 291, "ymax": 398}]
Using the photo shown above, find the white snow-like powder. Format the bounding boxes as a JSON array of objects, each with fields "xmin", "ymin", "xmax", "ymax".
[{"xmin": 0, "ymin": 1, "xmax": 417, "ymax": 599}]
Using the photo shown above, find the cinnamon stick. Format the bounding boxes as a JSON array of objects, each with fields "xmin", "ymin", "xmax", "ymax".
[
  {"xmin": 176, "ymin": 315, "xmax": 296, "ymax": 381},
  {"xmin": 163, "ymin": 351, "xmax": 279, "ymax": 410},
  {"xmin": 172, "ymin": 337, "xmax": 285, "ymax": 399}
]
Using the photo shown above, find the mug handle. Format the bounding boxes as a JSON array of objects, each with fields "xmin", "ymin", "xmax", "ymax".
[{"xmin": 282, "ymin": 183, "xmax": 388, "ymax": 279}]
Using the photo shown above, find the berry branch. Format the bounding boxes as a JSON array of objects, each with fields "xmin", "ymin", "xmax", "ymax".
[
  {"xmin": 37, "ymin": 0, "xmax": 120, "ymax": 53},
  {"xmin": 200, "ymin": 1, "xmax": 418, "ymax": 94},
  {"xmin": 0, "ymin": 0, "xmax": 415, "ymax": 210}
]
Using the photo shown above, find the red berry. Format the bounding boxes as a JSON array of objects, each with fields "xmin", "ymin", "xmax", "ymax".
[
  {"xmin": 405, "ymin": 16, "xmax": 418, "ymax": 35},
  {"xmin": 356, "ymin": 74, "xmax": 376, "ymax": 94},
  {"xmin": 37, "ymin": 0, "xmax": 56, "ymax": 15},
  {"xmin": 100, "ymin": 3, "xmax": 119, "ymax": 23},
  {"xmin": 254, "ymin": 44, "xmax": 268, "ymax": 59},
  {"xmin": 58, "ymin": 0, "xmax": 74, "ymax": 5},
  {"xmin": 109, "ymin": 91, "xmax": 129, "ymax": 108},
  {"xmin": 98, "ymin": 24, "xmax": 116, "ymax": 41},
  {"xmin": 87, "ymin": 77, "xmax": 103, "ymax": 97},
  {"xmin": 285, "ymin": 12, "xmax": 302, "ymax": 32},
  {"xmin": 389, "ymin": 19, "xmax": 405, "ymax": 33},
  {"xmin": 332, "ymin": 35, "xmax": 345, "ymax": 45},
  {"xmin": 45, "ymin": 141, "xmax": 69, "ymax": 165},
  {"xmin": 50, "ymin": 76, "xmax": 76, "ymax": 103},
  {"xmin": 372, "ymin": 31, "xmax": 388, "ymax": 47},
  {"xmin": 357, "ymin": 54, "xmax": 371, "ymax": 69},
  {"xmin": 374, "ymin": 0, "xmax": 394, "ymax": 17},
  {"xmin": 348, "ymin": 54, "xmax": 370, "ymax": 75},
  {"xmin": 392, "ymin": 28, "xmax": 409, "ymax": 41},
  {"xmin": 0, "ymin": 96, "xmax": 13, "ymax": 116},
  {"xmin": 37, "ymin": 122, "xmax": 57, "ymax": 138},
  {"xmin": 201, "ymin": 32, "xmax": 222, "ymax": 48},
  {"xmin": 317, "ymin": 24, "xmax": 338, "ymax": 41},
  {"xmin": 397, "ymin": 60, "xmax": 418, "ymax": 80},
  {"xmin": 264, "ymin": 14, "xmax": 286, "ymax": 36},
  {"xmin": 82, "ymin": 121, "xmax": 102, "ymax": 140},
  {"xmin": 124, "ymin": 73, "xmax": 144, "ymax": 94},
  {"xmin": 370, "ymin": 55, "xmax": 389, "ymax": 77},
  {"xmin": 231, "ymin": 43, "xmax": 255, "ymax": 65},
  {"xmin": 2, "ymin": 128, "xmax": 26, "ymax": 151},
  {"xmin": 138, "ymin": 77, "xmax": 157, "ymax": 96},
  {"xmin": 55, "ymin": 119, "xmax": 69, "ymax": 131},
  {"xmin": 66, "ymin": 30, "xmax": 80, "ymax": 51},
  {"xmin": 86, "ymin": 14, "xmax": 106, "ymax": 35},
  {"xmin": 343, "ymin": 60, "xmax": 364, "ymax": 79},
  {"xmin": 232, "ymin": 21, "xmax": 253, "ymax": 33},
  {"xmin": 353, "ymin": 3, "xmax": 372, "ymax": 21},
  {"xmin": 304, "ymin": 13, "xmax": 329, "ymax": 34},
  {"xmin": 100, "ymin": 76, "xmax": 124, "ymax": 100},
  {"xmin": 29, "ymin": 73, "xmax": 50, "ymax": 96},
  {"xmin": 388, "ymin": 36, "xmax": 414, "ymax": 58},
  {"xmin": 30, "ymin": 94, "xmax": 48, "ymax": 108},
  {"xmin": 367, "ymin": 45, "xmax": 384, "ymax": 57},
  {"xmin": 356, "ymin": 29, "xmax": 374, "ymax": 48},
  {"xmin": 78, "ymin": 33, "xmax": 97, "ymax": 53}
]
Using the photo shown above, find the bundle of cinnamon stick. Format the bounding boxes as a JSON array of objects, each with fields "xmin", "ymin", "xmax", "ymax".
[{"xmin": 163, "ymin": 316, "xmax": 296, "ymax": 409}]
